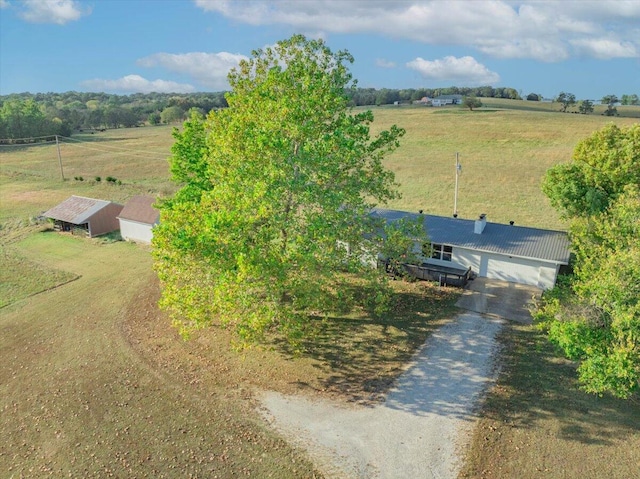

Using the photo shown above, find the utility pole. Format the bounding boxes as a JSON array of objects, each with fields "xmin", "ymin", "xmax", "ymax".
[
  {"xmin": 453, "ymin": 152, "xmax": 461, "ymax": 217},
  {"xmin": 55, "ymin": 135, "xmax": 65, "ymax": 181}
]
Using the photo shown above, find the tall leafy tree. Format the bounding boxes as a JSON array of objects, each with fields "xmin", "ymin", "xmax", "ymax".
[
  {"xmin": 578, "ymin": 99, "xmax": 594, "ymax": 114},
  {"xmin": 555, "ymin": 91, "xmax": 576, "ymax": 112},
  {"xmin": 621, "ymin": 94, "xmax": 639, "ymax": 106},
  {"xmin": 152, "ymin": 35, "xmax": 418, "ymax": 346},
  {"xmin": 601, "ymin": 94, "xmax": 619, "ymax": 105},
  {"xmin": 542, "ymin": 123, "xmax": 640, "ymax": 218},
  {"xmin": 160, "ymin": 105, "xmax": 185, "ymax": 124},
  {"xmin": 462, "ymin": 96, "xmax": 483, "ymax": 111},
  {"xmin": 536, "ymin": 124, "xmax": 640, "ymax": 398}
]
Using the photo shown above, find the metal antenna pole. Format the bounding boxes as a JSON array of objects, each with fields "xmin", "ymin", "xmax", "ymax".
[
  {"xmin": 56, "ymin": 135, "xmax": 65, "ymax": 181},
  {"xmin": 453, "ymin": 152, "xmax": 461, "ymax": 217}
]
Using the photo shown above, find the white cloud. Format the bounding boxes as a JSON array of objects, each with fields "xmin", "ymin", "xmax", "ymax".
[
  {"xmin": 80, "ymin": 75, "xmax": 195, "ymax": 94},
  {"xmin": 376, "ymin": 58, "xmax": 396, "ymax": 68},
  {"xmin": 406, "ymin": 56, "xmax": 500, "ymax": 85},
  {"xmin": 0, "ymin": 0, "xmax": 10, "ymax": 9},
  {"xmin": 194, "ymin": 0, "xmax": 640, "ymax": 62},
  {"xmin": 570, "ymin": 38, "xmax": 638, "ymax": 59},
  {"xmin": 18, "ymin": 0, "xmax": 88, "ymax": 24},
  {"xmin": 137, "ymin": 51, "xmax": 247, "ymax": 90}
]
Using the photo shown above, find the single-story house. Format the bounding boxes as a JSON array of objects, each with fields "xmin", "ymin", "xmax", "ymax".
[
  {"xmin": 371, "ymin": 208, "xmax": 571, "ymax": 290},
  {"xmin": 433, "ymin": 94, "xmax": 463, "ymax": 106},
  {"xmin": 117, "ymin": 195, "xmax": 159, "ymax": 244},
  {"xmin": 43, "ymin": 195, "xmax": 124, "ymax": 238}
]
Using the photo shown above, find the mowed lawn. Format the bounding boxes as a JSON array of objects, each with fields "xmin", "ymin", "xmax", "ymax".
[
  {"xmin": 460, "ymin": 324, "xmax": 640, "ymax": 479},
  {"xmin": 0, "ymin": 232, "xmax": 321, "ymax": 477},
  {"xmin": 0, "ymin": 229, "xmax": 458, "ymax": 477}
]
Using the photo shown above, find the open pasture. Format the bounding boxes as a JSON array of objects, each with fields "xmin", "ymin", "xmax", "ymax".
[
  {"xmin": 0, "ymin": 125, "xmax": 176, "ymax": 222},
  {"xmin": 1, "ymin": 105, "xmax": 638, "ymax": 229},
  {"xmin": 369, "ymin": 105, "xmax": 638, "ymax": 229}
]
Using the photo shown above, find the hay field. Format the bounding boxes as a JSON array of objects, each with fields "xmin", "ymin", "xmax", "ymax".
[
  {"xmin": 369, "ymin": 105, "xmax": 638, "ymax": 229},
  {"xmin": 1, "ymin": 107, "xmax": 638, "ymax": 229}
]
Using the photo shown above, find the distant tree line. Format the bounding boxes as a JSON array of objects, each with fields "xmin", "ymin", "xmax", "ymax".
[
  {"xmin": 1, "ymin": 88, "xmax": 638, "ymax": 141},
  {"xmin": 553, "ymin": 92, "xmax": 639, "ymax": 116},
  {"xmin": 346, "ymin": 85, "xmax": 522, "ymax": 106},
  {"xmin": 0, "ymin": 91, "xmax": 228, "ymax": 141}
]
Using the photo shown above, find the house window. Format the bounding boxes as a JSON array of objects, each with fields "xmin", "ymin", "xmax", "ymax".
[{"xmin": 431, "ymin": 243, "xmax": 452, "ymax": 261}]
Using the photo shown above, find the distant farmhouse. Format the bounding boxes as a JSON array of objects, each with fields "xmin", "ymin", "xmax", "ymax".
[
  {"xmin": 372, "ymin": 209, "xmax": 570, "ymax": 290},
  {"xmin": 432, "ymin": 94, "xmax": 463, "ymax": 106},
  {"xmin": 117, "ymin": 195, "xmax": 159, "ymax": 244},
  {"xmin": 43, "ymin": 196, "xmax": 123, "ymax": 238},
  {"xmin": 413, "ymin": 94, "xmax": 464, "ymax": 107}
]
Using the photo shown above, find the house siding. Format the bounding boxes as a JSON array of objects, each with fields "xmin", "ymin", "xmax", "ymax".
[{"xmin": 120, "ymin": 219, "xmax": 154, "ymax": 244}]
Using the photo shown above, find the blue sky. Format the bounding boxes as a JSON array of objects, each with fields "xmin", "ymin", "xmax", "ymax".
[{"xmin": 1, "ymin": 0, "xmax": 638, "ymax": 100}]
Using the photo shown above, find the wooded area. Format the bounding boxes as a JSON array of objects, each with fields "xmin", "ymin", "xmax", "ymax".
[{"xmin": 2, "ymin": 87, "xmax": 638, "ymax": 142}]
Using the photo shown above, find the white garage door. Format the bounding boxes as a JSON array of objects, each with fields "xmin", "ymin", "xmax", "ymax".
[{"xmin": 481, "ymin": 254, "xmax": 541, "ymax": 286}]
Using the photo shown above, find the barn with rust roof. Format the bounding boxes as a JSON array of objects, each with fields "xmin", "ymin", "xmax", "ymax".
[
  {"xmin": 43, "ymin": 196, "xmax": 123, "ymax": 238},
  {"xmin": 117, "ymin": 195, "xmax": 159, "ymax": 244}
]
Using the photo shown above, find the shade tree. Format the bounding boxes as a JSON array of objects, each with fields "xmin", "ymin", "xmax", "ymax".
[
  {"xmin": 152, "ymin": 35, "xmax": 424, "ymax": 346},
  {"xmin": 536, "ymin": 123, "xmax": 640, "ymax": 398}
]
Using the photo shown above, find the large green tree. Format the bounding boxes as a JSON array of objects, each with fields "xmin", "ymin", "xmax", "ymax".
[
  {"xmin": 578, "ymin": 99, "xmax": 594, "ymax": 115},
  {"xmin": 541, "ymin": 123, "xmax": 640, "ymax": 218},
  {"xmin": 536, "ymin": 123, "xmax": 640, "ymax": 398},
  {"xmin": 462, "ymin": 96, "xmax": 483, "ymax": 111},
  {"xmin": 555, "ymin": 91, "xmax": 576, "ymax": 112},
  {"xmin": 152, "ymin": 35, "xmax": 420, "ymax": 346},
  {"xmin": 0, "ymin": 99, "xmax": 70, "ymax": 139}
]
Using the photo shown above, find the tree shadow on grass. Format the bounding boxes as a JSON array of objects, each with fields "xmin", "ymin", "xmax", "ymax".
[
  {"xmin": 270, "ymin": 281, "xmax": 460, "ymax": 405},
  {"xmin": 481, "ymin": 324, "xmax": 640, "ymax": 446}
]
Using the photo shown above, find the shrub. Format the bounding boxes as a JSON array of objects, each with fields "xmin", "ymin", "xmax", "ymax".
[{"xmin": 95, "ymin": 176, "xmax": 101, "ymax": 182}]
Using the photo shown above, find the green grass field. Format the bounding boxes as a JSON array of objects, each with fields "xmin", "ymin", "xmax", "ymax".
[
  {"xmin": 1, "ymin": 106, "xmax": 638, "ymax": 478},
  {"xmin": 370, "ymin": 104, "xmax": 638, "ymax": 229}
]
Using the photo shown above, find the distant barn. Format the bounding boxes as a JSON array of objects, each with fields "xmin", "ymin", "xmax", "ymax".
[
  {"xmin": 117, "ymin": 195, "xmax": 159, "ymax": 244},
  {"xmin": 43, "ymin": 196, "xmax": 123, "ymax": 238}
]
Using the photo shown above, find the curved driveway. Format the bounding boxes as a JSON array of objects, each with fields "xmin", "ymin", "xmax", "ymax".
[{"xmin": 260, "ymin": 278, "xmax": 540, "ymax": 478}]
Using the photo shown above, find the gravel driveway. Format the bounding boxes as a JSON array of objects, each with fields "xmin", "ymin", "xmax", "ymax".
[{"xmin": 260, "ymin": 311, "xmax": 505, "ymax": 479}]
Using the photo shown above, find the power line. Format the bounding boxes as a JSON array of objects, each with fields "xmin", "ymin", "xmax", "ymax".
[
  {"xmin": 0, "ymin": 134, "xmax": 169, "ymax": 161},
  {"xmin": 56, "ymin": 135, "xmax": 169, "ymax": 161}
]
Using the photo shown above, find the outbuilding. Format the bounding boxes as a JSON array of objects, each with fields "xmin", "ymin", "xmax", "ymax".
[
  {"xmin": 117, "ymin": 195, "xmax": 159, "ymax": 244},
  {"xmin": 43, "ymin": 196, "xmax": 123, "ymax": 238},
  {"xmin": 372, "ymin": 208, "xmax": 570, "ymax": 290}
]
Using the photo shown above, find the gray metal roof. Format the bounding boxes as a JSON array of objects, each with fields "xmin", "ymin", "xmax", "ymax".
[
  {"xmin": 43, "ymin": 196, "xmax": 113, "ymax": 224},
  {"xmin": 371, "ymin": 208, "xmax": 571, "ymax": 264}
]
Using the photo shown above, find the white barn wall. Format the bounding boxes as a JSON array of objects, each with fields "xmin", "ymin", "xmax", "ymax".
[{"xmin": 120, "ymin": 219, "xmax": 154, "ymax": 244}]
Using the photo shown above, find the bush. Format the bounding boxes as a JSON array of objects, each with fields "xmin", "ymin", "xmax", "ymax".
[
  {"xmin": 74, "ymin": 176, "xmax": 84, "ymax": 181},
  {"xmin": 95, "ymin": 176, "xmax": 101, "ymax": 182},
  {"xmin": 106, "ymin": 176, "xmax": 117, "ymax": 183}
]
